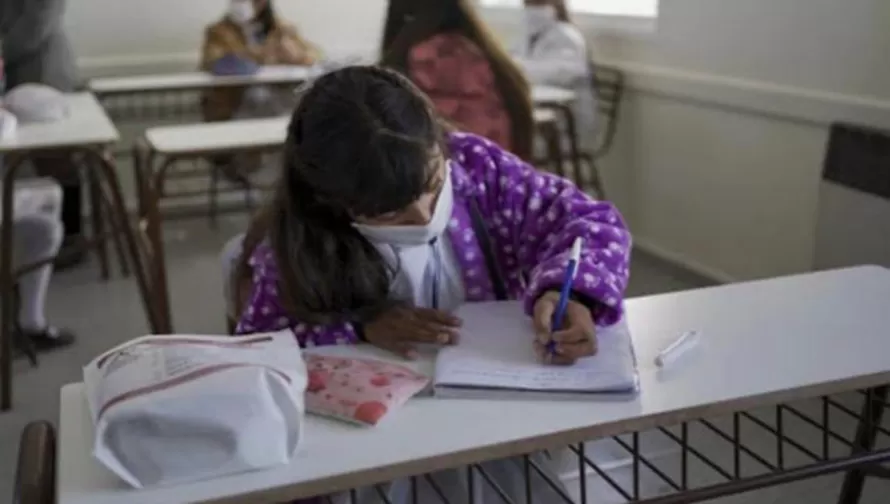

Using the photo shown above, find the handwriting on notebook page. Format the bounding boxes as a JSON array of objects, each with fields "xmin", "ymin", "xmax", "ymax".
[{"xmin": 435, "ymin": 301, "xmax": 637, "ymax": 394}]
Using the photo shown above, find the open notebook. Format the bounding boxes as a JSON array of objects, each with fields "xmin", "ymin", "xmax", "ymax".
[{"xmin": 434, "ymin": 301, "xmax": 638, "ymax": 399}]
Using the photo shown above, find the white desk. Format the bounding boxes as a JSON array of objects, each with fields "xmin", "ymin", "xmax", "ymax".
[
  {"xmin": 134, "ymin": 116, "xmax": 291, "ymax": 334},
  {"xmin": 531, "ymin": 85, "xmax": 576, "ymax": 106},
  {"xmin": 88, "ymin": 66, "xmax": 319, "ymax": 95},
  {"xmin": 533, "ymin": 107, "xmax": 558, "ymax": 124},
  {"xmin": 57, "ymin": 266, "xmax": 890, "ymax": 504},
  {"xmin": 0, "ymin": 93, "xmax": 119, "ymax": 152},
  {"xmin": 144, "ymin": 116, "xmax": 289, "ymax": 155},
  {"xmin": 90, "ymin": 69, "xmax": 568, "ymax": 104}
]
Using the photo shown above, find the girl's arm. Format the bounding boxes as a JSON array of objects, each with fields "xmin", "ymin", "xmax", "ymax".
[
  {"xmin": 200, "ymin": 27, "xmax": 231, "ymax": 71},
  {"xmin": 236, "ymin": 243, "xmax": 360, "ymax": 347},
  {"xmin": 455, "ymin": 134, "xmax": 631, "ymax": 326}
]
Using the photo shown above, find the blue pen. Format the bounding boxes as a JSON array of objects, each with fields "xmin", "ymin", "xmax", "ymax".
[{"xmin": 547, "ymin": 237, "xmax": 584, "ymax": 356}]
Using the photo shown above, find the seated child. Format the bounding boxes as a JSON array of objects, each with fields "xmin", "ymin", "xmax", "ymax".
[
  {"xmin": 232, "ymin": 65, "xmax": 631, "ymax": 502},
  {"xmin": 235, "ymin": 65, "xmax": 630, "ymax": 366}
]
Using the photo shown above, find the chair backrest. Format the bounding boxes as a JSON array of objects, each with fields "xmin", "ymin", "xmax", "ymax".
[
  {"xmin": 14, "ymin": 421, "xmax": 57, "ymax": 504},
  {"xmin": 589, "ymin": 63, "xmax": 626, "ymax": 159},
  {"xmin": 221, "ymin": 233, "xmax": 247, "ymax": 334}
]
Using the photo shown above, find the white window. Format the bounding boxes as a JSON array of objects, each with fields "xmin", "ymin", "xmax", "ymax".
[{"xmin": 480, "ymin": 0, "xmax": 658, "ymax": 18}]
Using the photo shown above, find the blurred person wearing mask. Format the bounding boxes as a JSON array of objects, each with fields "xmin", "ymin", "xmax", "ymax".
[
  {"xmin": 0, "ymin": 46, "xmax": 75, "ymax": 350},
  {"xmin": 513, "ymin": 0, "xmax": 597, "ymax": 152},
  {"xmin": 1, "ymin": 0, "xmax": 85, "ymax": 268},
  {"xmin": 201, "ymin": 0, "xmax": 320, "ymax": 122},
  {"xmin": 201, "ymin": 0, "xmax": 320, "ymax": 184}
]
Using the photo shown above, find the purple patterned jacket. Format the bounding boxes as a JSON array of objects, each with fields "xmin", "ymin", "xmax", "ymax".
[{"xmin": 236, "ymin": 132, "xmax": 631, "ymax": 344}]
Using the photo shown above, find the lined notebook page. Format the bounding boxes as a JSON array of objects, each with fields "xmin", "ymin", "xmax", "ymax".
[{"xmin": 435, "ymin": 301, "xmax": 637, "ymax": 393}]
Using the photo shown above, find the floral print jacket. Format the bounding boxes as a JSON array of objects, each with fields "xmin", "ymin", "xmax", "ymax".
[{"xmin": 237, "ymin": 132, "xmax": 632, "ymax": 344}]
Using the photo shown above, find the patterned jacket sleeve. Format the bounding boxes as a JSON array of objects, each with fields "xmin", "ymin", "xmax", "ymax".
[
  {"xmin": 456, "ymin": 134, "xmax": 631, "ymax": 325},
  {"xmin": 235, "ymin": 242, "xmax": 360, "ymax": 347}
]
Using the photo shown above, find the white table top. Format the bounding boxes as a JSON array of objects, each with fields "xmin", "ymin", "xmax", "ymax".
[
  {"xmin": 145, "ymin": 116, "xmax": 289, "ymax": 155},
  {"xmin": 533, "ymin": 107, "xmax": 558, "ymax": 124},
  {"xmin": 57, "ymin": 266, "xmax": 890, "ymax": 504},
  {"xmin": 0, "ymin": 93, "xmax": 119, "ymax": 153},
  {"xmin": 88, "ymin": 66, "xmax": 319, "ymax": 95},
  {"xmin": 531, "ymin": 85, "xmax": 576, "ymax": 106}
]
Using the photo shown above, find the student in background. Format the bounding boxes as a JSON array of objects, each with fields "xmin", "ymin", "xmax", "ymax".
[
  {"xmin": 201, "ymin": 0, "xmax": 319, "ymax": 183},
  {"xmin": 380, "ymin": 0, "xmax": 535, "ymax": 160},
  {"xmin": 1, "ymin": 0, "xmax": 84, "ymax": 268},
  {"xmin": 200, "ymin": 0, "xmax": 319, "ymax": 122},
  {"xmin": 514, "ymin": 0, "xmax": 597, "ymax": 149},
  {"xmin": 0, "ymin": 172, "xmax": 76, "ymax": 350}
]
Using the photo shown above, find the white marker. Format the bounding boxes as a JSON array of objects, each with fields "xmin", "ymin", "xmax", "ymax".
[{"xmin": 654, "ymin": 330, "xmax": 699, "ymax": 368}]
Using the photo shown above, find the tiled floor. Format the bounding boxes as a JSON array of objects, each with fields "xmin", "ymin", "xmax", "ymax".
[{"xmin": 0, "ymin": 214, "xmax": 886, "ymax": 502}]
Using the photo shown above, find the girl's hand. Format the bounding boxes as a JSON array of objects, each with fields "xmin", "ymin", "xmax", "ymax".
[
  {"xmin": 532, "ymin": 291, "xmax": 597, "ymax": 365},
  {"xmin": 363, "ymin": 305, "xmax": 462, "ymax": 360}
]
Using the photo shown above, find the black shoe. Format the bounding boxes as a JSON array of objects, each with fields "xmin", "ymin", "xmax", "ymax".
[
  {"xmin": 54, "ymin": 238, "xmax": 87, "ymax": 271},
  {"xmin": 23, "ymin": 326, "xmax": 76, "ymax": 351}
]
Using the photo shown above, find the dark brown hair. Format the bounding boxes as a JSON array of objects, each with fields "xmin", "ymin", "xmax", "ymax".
[
  {"xmin": 379, "ymin": 0, "xmax": 534, "ymax": 160},
  {"xmin": 549, "ymin": 0, "xmax": 572, "ymax": 22},
  {"xmin": 240, "ymin": 66, "xmax": 446, "ymax": 325}
]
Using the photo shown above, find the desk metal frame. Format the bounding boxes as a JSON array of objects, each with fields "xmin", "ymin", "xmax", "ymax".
[
  {"xmin": 308, "ymin": 388, "xmax": 889, "ymax": 504},
  {"xmin": 131, "ymin": 139, "xmax": 283, "ymax": 334}
]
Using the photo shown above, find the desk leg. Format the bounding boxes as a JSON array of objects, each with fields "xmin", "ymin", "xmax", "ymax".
[
  {"xmin": 837, "ymin": 386, "xmax": 889, "ymax": 504},
  {"xmin": 150, "ymin": 155, "xmax": 173, "ymax": 333},
  {"xmin": 85, "ymin": 166, "xmax": 111, "ymax": 280},
  {"xmin": 131, "ymin": 144, "xmax": 173, "ymax": 333},
  {"xmin": 1, "ymin": 155, "xmax": 27, "ymax": 411},
  {"xmin": 559, "ymin": 106, "xmax": 583, "ymax": 186},
  {"xmin": 82, "ymin": 148, "xmax": 160, "ymax": 335}
]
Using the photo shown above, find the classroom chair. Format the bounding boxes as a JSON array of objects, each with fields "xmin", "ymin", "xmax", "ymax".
[
  {"xmin": 578, "ymin": 64, "xmax": 626, "ymax": 199},
  {"xmin": 221, "ymin": 233, "xmax": 246, "ymax": 334},
  {"xmin": 14, "ymin": 421, "xmax": 57, "ymax": 504},
  {"xmin": 533, "ymin": 108, "xmax": 567, "ymax": 177}
]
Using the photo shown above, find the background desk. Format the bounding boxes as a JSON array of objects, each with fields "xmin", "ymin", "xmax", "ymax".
[
  {"xmin": 88, "ymin": 66, "xmax": 319, "ymax": 123},
  {"xmin": 58, "ymin": 266, "xmax": 890, "ymax": 504}
]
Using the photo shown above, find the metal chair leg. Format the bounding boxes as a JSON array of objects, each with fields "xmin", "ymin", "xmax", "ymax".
[
  {"xmin": 577, "ymin": 152, "xmax": 607, "ymax": 200},
  {"xmin": 91, "ymin": 170, "xmax": 131, "ymax": 278},
  {"xmin": 537, "ymin": 123, "xmax": 564, "ymax": 178},
  {"xmin": 837, "ymin": 386, "xmax": 889, "ymax": 503},
  {"xmin": 2, "ymin": 154, "xmax": 27, "ymax": 411},
  {"xmin": 209, "ymin": 160, "xmax": 219, "ymax": 228},
  {"xmin": 86, "ymin": 170, "xmax": 110, "ymax": 280}
]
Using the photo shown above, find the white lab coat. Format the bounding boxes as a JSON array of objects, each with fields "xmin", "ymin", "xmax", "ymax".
[{"xmin": 514, "ymin": 22, "xmax": 598, "ymax": 152}]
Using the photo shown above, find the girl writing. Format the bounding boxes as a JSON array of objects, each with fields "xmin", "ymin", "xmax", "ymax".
[{"xmin": 234, "ymin": 65, "xmax": 630, "ymax": 366}]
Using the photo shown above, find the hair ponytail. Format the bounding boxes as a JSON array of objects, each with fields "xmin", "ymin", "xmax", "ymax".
[{"xmin": 269, "ymin": 155, "xmax": 396, "ymax": 325}]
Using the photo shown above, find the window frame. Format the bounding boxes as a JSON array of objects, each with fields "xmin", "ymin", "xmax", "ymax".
[{"xmin": 477, "ymin": 0, "xmax": 658, "ymax": 36}]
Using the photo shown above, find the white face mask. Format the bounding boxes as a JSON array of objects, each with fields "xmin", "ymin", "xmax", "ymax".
[
  {"xmin": 524, "ymin": 5, "xmax": 558, "ymax": 36},
  {"xmin": 228, "ymin": 0, "xmax": 255, "ymax": 24},
  {"xmin": 354, "ymin": 162, "xmax": 454, "ymax": 247}
]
